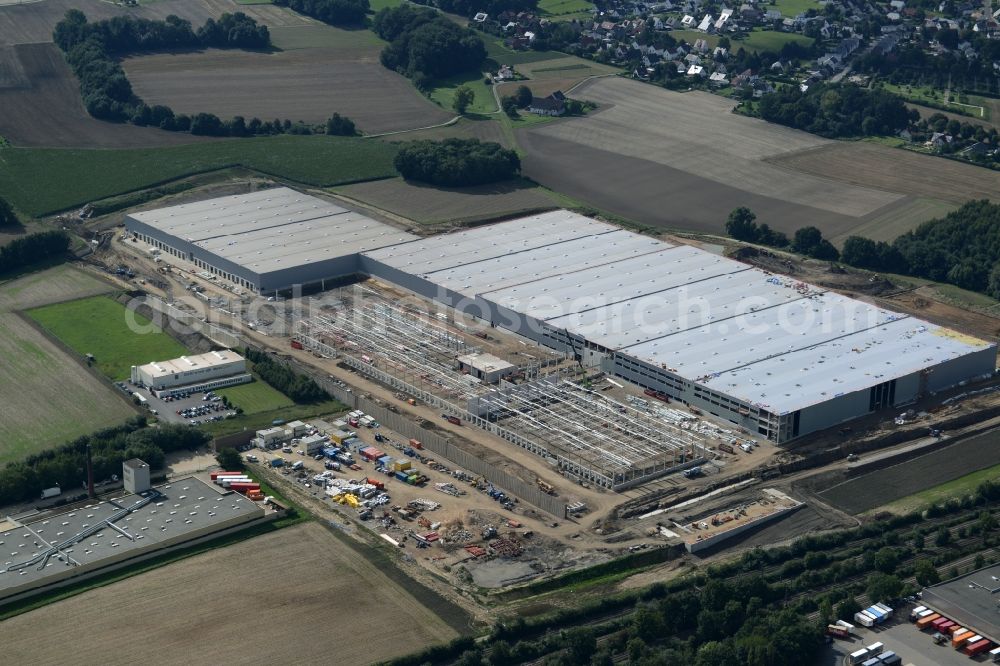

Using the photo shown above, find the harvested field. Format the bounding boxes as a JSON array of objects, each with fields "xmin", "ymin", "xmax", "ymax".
[
  {"xmin": 497, "ymin": 77, "xmax": 582, "ymax": 100},
  {"xmin": 525, "ymin": 78, "xmax": 902, "ymax": 219},
  {"xmin": 828, "ymin": 196, "xmax": 958, "ymax": 245},
  {"xmin": 334, "ymin": 176, "xmax": 556, "ymax": 224},
  {"xmin": 818, "ymin": 429, "xmax": 1000, "ymax": 514},
  {"xmin": 0, "ymin": 265, "xmax": 135, "ymax": 466},
  {"xmin": 515, "ymin": 56, "xmax": 620, "ymax": 81},
  {"xmin": 124, "ymin": 37, "xmax": 450, "ymax": 133},
  {"xmin": 766, "ymin": 141, "xmax": 1000, "ymax": 206},
  {"xmin": 0, "ymin": 43, "xmax": 208, "ymax": 148},
  {"xmin": 0, "ymin": 0, "xmax": 310, "ymax": 47},
  {"xmin": 517, "ymin": 130, "xmax": 871, "ymax": 237},
  {"xmin": 0, "ymin": 522, "xmax": 462, "ymax": 665}
]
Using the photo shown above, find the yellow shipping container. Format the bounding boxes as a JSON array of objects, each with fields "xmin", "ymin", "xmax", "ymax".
[{"xmin": 391, "ymin": 459, "xmax": 412, "ymax": 472}]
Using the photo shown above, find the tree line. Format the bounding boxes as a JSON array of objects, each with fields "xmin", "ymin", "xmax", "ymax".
[
  {"xmin": 272, "ymin": 0, "xmax": 370, "ymax": 27},
  {"xmin": 757, "ymin": 83, "xmax": 913, "ymax": 138},
  {"xmin": 726, "ymin": 208, "xmax": 839, "ymax": 261},
  {"xmin": 373, "ymin": 5, "xmax": 487, "ymax": 89},
  {"xmin": 728, "ymin": 201, "xmax": 1000, "ymax": 298},
  {"xmin": 410, "ymin": 0, "xmax": 537, "ymax": 18},
  {"xmin": 244, "ymin": 347, "xmax": 329, "ymax": 403},
  {"xmin": 0, "ymin": 416, "xmax": 209, "ymax": 505},
  {"xmin": 394, "ymin": 481, "xmax": 1000, "ymax": 666},
  {"xmin": 0, "ymin": 230, "xmax": 71, "ymax": 276},
  {"xmin": 394, "ymin": 138, "xmax": 520, "ymax": 187},
  {"xmin": 842, "ymin": 200, "xmax": 1000, "ymax": 296},
  {"xmin": 53, "ymin": 11, "xmax": 358, "ymax": 137}
]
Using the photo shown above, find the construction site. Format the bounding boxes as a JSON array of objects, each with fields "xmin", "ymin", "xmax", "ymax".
[
  {"xmin": 73, "ymin": 186, "xmax": 1000, "ymax": 590},
  {"xmin": 294, "ymin": 284, "xmax": 715, "ymax": 490}
]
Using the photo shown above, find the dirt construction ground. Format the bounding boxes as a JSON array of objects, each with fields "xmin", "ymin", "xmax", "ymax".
[
  {"xmin": 814, "ymin": 429, "xmax": 1000, "ymax": 514},
  {"xmin": 1, "ymin": 522, "xmax": 460, "ymax": 666}
]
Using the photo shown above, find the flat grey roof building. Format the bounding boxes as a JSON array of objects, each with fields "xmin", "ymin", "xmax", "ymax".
[
  {"xmin": 0, "ymin": 477, "xmax": 263, "ymax": 601},
  {"xmin": 360, "ymin": 211, "xmax": 996, "ymax": 443},
  {"xmin": 125, "ymin": 188, "xmax": 416, "ymax": 293},
  {"xmin": 923, "ymin": 564, "xmax": 1000, "ymax": 643}
]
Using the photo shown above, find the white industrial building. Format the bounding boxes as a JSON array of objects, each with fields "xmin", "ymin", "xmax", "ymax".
[
  {"xmin": 360, "ymin": 210, "xmax": 996, "ymax": 443},
  {"xmin": 131, "ymin": 349, "xmax": 251, "ymax": 396},
  {"xmin": 127, "ymin": 190, "xmax": 996, "ymax": 444},
  {"xmin": 457, "ymin": 352, "xmax": 516, "ymax": 383},
  {"xmin": 124, "ymin": 188, "xmax": 416, "ymax": 294}
]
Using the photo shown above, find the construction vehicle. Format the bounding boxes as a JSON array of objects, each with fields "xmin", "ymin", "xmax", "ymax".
[{"xmin": 537, "ymin": 479, "xmax": 555, "ymax": 495}]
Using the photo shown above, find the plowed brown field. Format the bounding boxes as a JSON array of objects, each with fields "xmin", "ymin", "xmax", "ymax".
[{"xmin": 1, "ymin": 522, "xmax": 461, "ymax": 665}]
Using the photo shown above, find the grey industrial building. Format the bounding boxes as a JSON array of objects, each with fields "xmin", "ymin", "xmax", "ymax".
[
  {"xmin": 126, "ymin": 191, "xmax": 996, "ymax": 444},
  {"xmin": 124, "ymin": 188, "xmax": 416, "ymax": 294},
  {"xmin": 922, "ymin": 564, "xmax": 1000, "ymax": 644},
  {"xmin": 359, "ymin": 210, "xmax": 996, "ymax": 443},
  {"xmin": 0, "ymin": 475, "xmax": 263, "ymax": 603}
]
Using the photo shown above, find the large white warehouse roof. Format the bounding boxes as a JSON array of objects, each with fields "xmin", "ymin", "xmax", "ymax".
[
  {"xmin": 362, "ymin": 213, "xmax": 994, "ymax": 417},
  {"xmin": 128, "ymin": 187, "xmax": 416, "ymax": 277}
]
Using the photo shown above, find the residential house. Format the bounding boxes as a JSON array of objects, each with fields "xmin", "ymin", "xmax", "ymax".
[
  {"xmin": 928, "ymin": 132, "xmax": 954, "ymax": 149},
  {"xmin": 495, "ymin": 64, "xmax": 515, "ymax": 81},
  {"xmin": 527, "ymin": 92, "xmax": 567, "ymax": 116},
  {"xmin": 709, "ymin": 70, "xmax": 729, "ymax": 85},
  {"xmin": 474, "ymin": 11, "xmax": 488, "ymax": 22},
  {"xmin": 681, "ymin": 14, "xmax": 696, "ymax": 26},
  {"xmin": 714, "ymin": 8, "xmax": 734, "ymax": 30},
  {"xmin": 697, "ymin": 13, "xmax": 714, "ymax": 31},
  {"xmin": 687, "ymin": 63, "xmax": 706, "ymax": 76},
  {"xmin": 750, "ymin": 78, "xmax": 774, "ymax": 97}
]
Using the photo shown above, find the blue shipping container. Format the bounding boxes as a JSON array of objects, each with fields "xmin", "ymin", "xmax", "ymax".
[
  {"xmin": 394, "ymin": 471, "xmax": 409, "ymax": 481},
  {"xmin": 866, "ymin": 607, "xmax": 886, "ymax": 622}
]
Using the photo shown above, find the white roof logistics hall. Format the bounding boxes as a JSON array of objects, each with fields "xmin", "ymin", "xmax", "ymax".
[
  {"xmin": 359, "ymin": 212, "xmax": 996, "ymax": 443},
  {"xmin": 125, "ymin": 188, "xmax": 416, "ymax": 293}
]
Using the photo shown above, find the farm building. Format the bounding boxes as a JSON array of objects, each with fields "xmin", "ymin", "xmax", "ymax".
[
  {"xmin": 131, "ymin": 349, "xmax": 251, "ymax": 395},
  {"xmin": 124, "ymin": 187, "xmax": 416, "ymax": 294},
  {"xmin": 921, "ymin": 564, "xmax": 1000, "ymax": 645},
  {"xmin": 360, "ymin": 210, "xmax": 996, "ymax": 444}
]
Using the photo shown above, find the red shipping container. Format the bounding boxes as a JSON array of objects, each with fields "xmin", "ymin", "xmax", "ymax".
[
  {"xmin": 938, "ymin": 621, "xmax": 955, "ymax": 633},
  {"xmin": 965, "ymin": 639, "xmax": 991, "ymax": 656},
  {"xmin": 932, "ymin": 617, "xmax": 950, "ymax": 630}
]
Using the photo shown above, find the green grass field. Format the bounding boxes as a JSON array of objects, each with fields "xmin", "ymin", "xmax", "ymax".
[
  {"xmin": 198, "ymin": 399, "xmax": 346, "ymax": 437},
  {"xmin": 217, "ymin": 380, "xmax": 293, "ymax": 415},
  {"xmin": 538, "ymin": 0, "xmax": 593, "ymax": 18},
  {"xmin": 429, "ymin": 72, "xmax": 498, "ymax": 115},
  {"xmin": 368, "ymin": 0, "xmax": 405, "ymax": 10},
  {"xmin": 771, "ymin": 0, "xmax": 821, "ymax": 17},
  {"xmin": 485, "ymin": 38, "xmax": 568, "ymax": 66},
  {"xmin": 28, "ymin": 296, "xmax": 188, "ymax": 380},
  {"xmin": 0, "ymin": 136, "xmax": 398, "ymax": 217},
  {"xmin": 741, "ymin": 30, "xmax": 814, "ymax": 53},
  {"xmin": 881, "ymin": 462, "xmax": 1000, "ymax": 514}
]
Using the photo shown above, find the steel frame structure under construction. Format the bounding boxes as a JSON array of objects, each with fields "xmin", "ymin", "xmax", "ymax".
[
  {"xmin": 297, "ymin": 294, "xmax": 712, "ymax": 489},
  {"xmin": 472, "ymin": 378, "xmax": 709, "ymax": 488}
]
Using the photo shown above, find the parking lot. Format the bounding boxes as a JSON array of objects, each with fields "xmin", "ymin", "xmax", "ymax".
[
  {"xmin": 116, "ymin": 381, "xmax": 237, "ymax": 425},
  {"xmin": 823, "ymin": 606, "xmax": 983, "ymax": 666}
]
